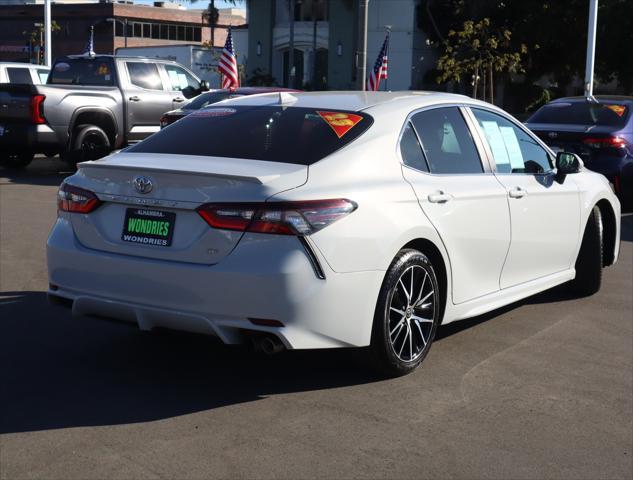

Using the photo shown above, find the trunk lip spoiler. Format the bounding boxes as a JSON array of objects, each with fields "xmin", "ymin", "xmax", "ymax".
[{"xmin": 78, "ymin": 162, "xmax": 267, "ymax": 185}]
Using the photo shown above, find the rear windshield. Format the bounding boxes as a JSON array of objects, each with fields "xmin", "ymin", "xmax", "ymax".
[
  {"xmin": 48, "ymin": 58, "xmax": 116, "ymax": 86},
  {"xmin": 129, "ymin": 106, "xmax": 374, "ymax": 165},
  {"xmin": 529, "ymin": 102, "xmax": 630, "ymax": 127},
  {"xmin": 185, "ymin": 91, "xmax": 239, "ymax": 110}
]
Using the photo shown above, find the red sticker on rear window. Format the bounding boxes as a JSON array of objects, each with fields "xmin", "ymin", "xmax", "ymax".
[
  {"xmin": 605, "ymin": 104, "xmax": 627, "ymax": 117},
  {"xmin": 317, "ymin": 111, "xmax": 363, "ymax": 138}
]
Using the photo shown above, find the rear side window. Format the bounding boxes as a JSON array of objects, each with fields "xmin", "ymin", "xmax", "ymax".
[
  {"xmin": 529, "ymin": 102, "xmax": 630, "ymax": 128},
  {"xmin": 36, "ymin": 69, "xmax": 49, "ymax": 84},
  {"xmin": 411, "ymin": 107, "xmax": 483, "ymax": 174},
  {"xmin": 399, "ymin": 122, "xmax": 429, "ymax": 172},
  {"xmin": 129, "ymin": 106, "xmax": 374, "ymax": 165},
  {"xmin": 126, "ymin": 62, "xmax": 163, "ymax": 90},
  {"xmin": 48, "ymin": 58, "xmax": 115, "ymax": 86},
  {"xmin": 6, "ymin": 68, "xmax": 32, "ymax": 84}
]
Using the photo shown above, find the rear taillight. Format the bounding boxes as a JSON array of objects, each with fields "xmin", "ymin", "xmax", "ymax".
[
  {"xmin": 30, "ymin": 94, "xmax": 45, "ymax": 124},
  {"xmin": 57, "ymin": 183, "xmax": 101, "ymax": 213},
  {"xmin": 196, "ymin": 199, "xmax": 357, "ymax": 236},
  {"xmin": 582, "ymin": 136, "xmax": 627, "ymax": 149}
]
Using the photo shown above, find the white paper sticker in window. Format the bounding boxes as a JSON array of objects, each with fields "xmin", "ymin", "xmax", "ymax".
[
  {"xmin": 441, "ymin": 122, "xmax": 461, "ymax": 154},
  {"xmin": 177, "ymin": 73, "xmax": 187, "ymax": 89},
  {"xmin": 499, "ymin": 126, "xmax": 524, "ymax": 171},
  {"xmin": 481, "ymin": 121, "xmax": 510, "ymax": 166}
]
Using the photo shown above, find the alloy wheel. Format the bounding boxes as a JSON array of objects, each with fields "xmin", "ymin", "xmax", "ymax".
[{"xmin": 387, "ymin": 265, "xmax": 436, "ymax": 362}]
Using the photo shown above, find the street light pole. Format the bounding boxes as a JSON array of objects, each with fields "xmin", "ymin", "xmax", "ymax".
[
  {"xmin": 44, "ymin": 0, "xmax": 52, "ymax": 66},
  {"xmin": 355, "ymin": 0, "xmax": 369, "ymax": 91},
  {"xmin": 584, "ymin": 0, "xmax": 599, "ymax": 99}
]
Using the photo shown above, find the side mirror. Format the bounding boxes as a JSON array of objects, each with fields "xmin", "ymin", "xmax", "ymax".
[
  {"xmin": 556, "ymin": 151, "xmax": 581, "ymax": 175},
  {"xmin": 199, "ymin": 80, "xmax": 210, "ymax": 92},
  {"xmin": 181, "ymin": 86, "xmax": 197, "ymax": 99}
]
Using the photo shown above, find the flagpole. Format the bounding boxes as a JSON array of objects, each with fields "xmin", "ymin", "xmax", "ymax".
[{"xmin": 384, "ymin": 26, "xmax": 391, "ymax": 91}]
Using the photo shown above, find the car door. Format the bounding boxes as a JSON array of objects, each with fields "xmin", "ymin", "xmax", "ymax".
[
  {"xmin": 468, "ymin": 107, "xmax": 581, "ymax": 289},
  {"xmin": 161, "ymin": 63, "xmax": 201, "ymax": 110},
  {"xmin": 121, "ymin": 60, "xmax": 173, "ymax": 142},
  {"xmin": 401, "ymin": 106, "xmax": 511, "ymax": 305}
]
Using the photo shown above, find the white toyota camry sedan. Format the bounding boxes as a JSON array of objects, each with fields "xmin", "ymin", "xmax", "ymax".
[{"xmin": 47, "ymin": 91, "xmax": 621, "ymax": 376}]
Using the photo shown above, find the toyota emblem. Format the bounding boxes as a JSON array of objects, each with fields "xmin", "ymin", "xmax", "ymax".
[{"xmin": 133, "ymin": 176, "xmax": 153, "ymax": 194}]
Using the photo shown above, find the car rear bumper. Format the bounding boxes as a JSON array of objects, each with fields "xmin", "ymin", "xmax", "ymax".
[
  {"xmin": 47, "ymin": 217, "xmax": 383, "ymax": 349},
  {"xmin": 0, "ymin": 122, "xmax": 61, "ymax": 152}
]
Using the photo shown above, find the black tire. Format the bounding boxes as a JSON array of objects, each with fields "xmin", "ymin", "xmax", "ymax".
[
  {"xmin": 64, "ymin": 124, "xmax": 111, "ymax": 166},
  {"xmin": 0, "ymin": 152, "xmax": 34, "ymax": 169},
  {"xmin": 569, "ymin": 206, "xmax": 603, "ymax": 296},
  {"xmin": 369, "ymin": 249, "xmax": 441, "ymax": 377}
]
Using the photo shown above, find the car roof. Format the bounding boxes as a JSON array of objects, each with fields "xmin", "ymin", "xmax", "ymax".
[
  {"xmin": 551, "ymin": 95, "xmax": 633, "ymax": 105},
  {"xmin": 0, "ymin": 62, "xmax": 49, "ymax": 69},
  {"xmin": 61, "ymin": 54, "xmax": 179, "ymax": 64},
  {"xmin": 219, "ymin": 90, "xmax": 474, "ymax": 113}
]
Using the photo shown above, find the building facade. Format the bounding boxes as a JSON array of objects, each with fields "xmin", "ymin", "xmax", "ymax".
[
  {"xmin": 0, "ymin": 1, "xmax": 246, "ymax": 64},
  {"xmin": 246, "ymin": 0, "xmax": 435, "ymax": 90}
]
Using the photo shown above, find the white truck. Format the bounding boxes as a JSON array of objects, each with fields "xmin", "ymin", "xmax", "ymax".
[{"xmin": 115, "ymin": 45, "xmax": 223, "ymax": 88}]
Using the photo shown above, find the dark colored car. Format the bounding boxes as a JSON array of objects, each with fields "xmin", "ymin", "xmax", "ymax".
[
  {"xmin": 526, "ymin": 96, "xmax": 633, "ymax": 207},
  {"xmin": 160, "ymin": 87, "xmax": 300, "ymax": 128}
]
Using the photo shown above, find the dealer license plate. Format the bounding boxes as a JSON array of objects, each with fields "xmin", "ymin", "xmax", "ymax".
[{"xmin": 121, "ymin": 208, "xmax": 175, "ymax": 247}]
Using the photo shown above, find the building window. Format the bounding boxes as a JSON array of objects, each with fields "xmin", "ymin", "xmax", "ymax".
[
  {"xmin": 294, "ymin": 0, "xmax": 328, "ymax": 21},
  {"xmin": 114, "ymin": 21, "xmax": 202, "ymax": 42}
]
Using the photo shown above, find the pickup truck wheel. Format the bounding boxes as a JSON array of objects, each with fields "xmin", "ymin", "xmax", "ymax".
[
  {"xmin": 66, "ymin": 125, "xmax": 111, "ymax": 166},
  {"xmin": 1, "ymin": 152, "xmax": 34, "ymax": 169}
]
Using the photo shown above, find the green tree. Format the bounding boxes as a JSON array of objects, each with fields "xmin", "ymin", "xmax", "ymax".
[
  {"xmin": 436, "ymin": 18, "xmax": 528, "ymax": 104},
  {"xmin": 23, "ymin": 21, "xmax": 61, "ymax": 65}
]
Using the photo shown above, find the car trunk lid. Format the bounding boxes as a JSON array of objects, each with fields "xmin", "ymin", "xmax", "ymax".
[
  {"xmin": 68, "ymin": 152, "xmax": 308, "ymax": 265},
  {"xmin": 527, "ymin": 122, "xmax": 624, "ymax": 161}
]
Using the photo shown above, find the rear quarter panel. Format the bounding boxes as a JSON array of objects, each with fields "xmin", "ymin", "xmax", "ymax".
[{"xmin": 36, "ymin": 85, "xmax": 124, "ymax": 147}]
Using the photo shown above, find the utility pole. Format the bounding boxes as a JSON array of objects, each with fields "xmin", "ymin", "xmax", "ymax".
[
  {"xmin": 44, "ymin": 0, "xmax": 52, "ymax": 66},
  {"xmin": 312, "ymin": 0, "xmax": 318, "ymax": 89},
  {"xmin": 355, "ymin": 0, "xmax": 369, "ymax": 91},
  {"xmin": 288, "ymin": 0, "xmax": 295, "ymax": 88},
  {"xmin": 584, "ymin": 0, "xmax": 598, "ymax": 99}
]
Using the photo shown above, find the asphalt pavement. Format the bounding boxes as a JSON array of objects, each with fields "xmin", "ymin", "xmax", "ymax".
[{"xmin": 1, "ymin": 157, "xmax": 632, "ymax": 479}]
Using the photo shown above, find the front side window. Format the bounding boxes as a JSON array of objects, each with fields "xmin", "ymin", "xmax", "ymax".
[
  {"xmin": 7, "ymin": 68, "xmax": 33, "ymax": 84},
  {"xmin": 472, "ymin": 108, "xmax": 552, "ymax": 174},
  {"xmin": 399, "ymin": 121, "xmax": 428, "ymax": 172},
  {"xmin": 411, "ymin": 107, "xmax": 483, "ymax": 174},
  {"xmin": 129, "ymin": 106, "xmax": 373, "ymax": 165},
  {"xmin": 164, "ymin": 64, "xmax": 199, "ymax": 91},
  {"xmin": 126, "ymin": 62, "xmax": 163, "ymax": 90}
]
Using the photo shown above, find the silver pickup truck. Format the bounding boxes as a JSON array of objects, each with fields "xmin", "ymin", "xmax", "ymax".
[{"xmin": 0, "ymin": 54, "xmax": 208, "ymax": 168}]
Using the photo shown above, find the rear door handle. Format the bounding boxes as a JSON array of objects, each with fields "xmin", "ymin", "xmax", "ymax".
[
  {"xmin": 173, "ymin": 96, "xmax": 185, "ymax": 103},
  {"xmin": 428, "ymin": 191, "xmax": 452, "ymax": 204},
  {"xmin": 508, "ymin": 187, "xmax": 527, "ymax": 199},
  {"xmin": 129, "ymin": 96, "xmax": 141, "ymax": 102}
]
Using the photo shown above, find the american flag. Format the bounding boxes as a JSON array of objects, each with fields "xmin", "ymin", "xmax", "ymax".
[
  {"xmin": 219, "ymin": 27, "xmax": 239, "ymax": 90},
  {"xmin": 367, "ymin": 30, "xmax": 390, "ymax": 91}
]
